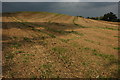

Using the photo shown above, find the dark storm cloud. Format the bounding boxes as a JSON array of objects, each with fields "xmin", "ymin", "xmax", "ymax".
[
  {"xmin": 82, "ymin": 2, "xmax": 116, "ymax": 8},
  {"xmin": 2, "ymin": 2, "xmax": 118, "ymax": 17},
  {"xmin": 3, "ymin": 2, "xmax": 51, "ymax": 12}
]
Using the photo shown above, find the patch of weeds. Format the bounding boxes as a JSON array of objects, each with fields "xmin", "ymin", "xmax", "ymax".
[
  {"xmin": 84, "ymin": 39, "xmax": 94, "ymax": 43},
  {"xmin": 16, "ymin": 51, "xmax": 25, "ymax": 53},
  {"xmin": 39, "ymin": 41, "xmax": 47, "ymax": 46},
  {"xmin": 20, "ymin": 22, "xmax": 26, "ymax": 26},
  {"xmin": 66, "ymin": 31, "xmax": 84, "ymax": 36},
  {"xmin": 82, "ymin": 62, "xmax": 87, "ymax": 66},
  {"xmin": 82, "ymin": 62, "xmax": 90, "ymax": 66},
  {"xmin": 54, "ymin": 23, "xmax": 66, "ymax": 26},
  {"xmin": 92, "ymin": 52, "xmax": 99, "ymax": 56},
  {"xmin": 9, "ymin": 72, "xmax": 16, "ymax": 78},
  {"xmin": 113, "ymin": 47, "xmax": 120, "ymax": 50},
  {"xmin": 5, "ymin": 53, "xmax": 14, "ymax": 60},
  {"xmin": 52, "ymin": 47, "xmax": 70, "ymax": 64},
  {"xmin": 41, "ymin": 31, "xmax": 56, "ymax": 38},
  {"xmin": 60, "ymin": 37, "xmax": 80, "ymax": 43},
  {"xmin": 41, "ymin": 64, "xmax": 52, "ymax": 69},
  {"xmin": 105, "ymin": 27, "xmax": 116, "ymax": 30},
  {"xmin": 35, "ymin": 29, "xmax": 42, "ymax": 32},
  {"xmin": 82, "ymin": 47, "xmax": 91, "ymax": 52},
  {"xmin": 24, "ymin": 57, "xmax": 29, "ymax": 60},
  {"xmin": 40, "ymin": 63, "xmax": 53, "ymax": 78},
  {"xmin": 114, "ymin": 36, "xmax": 120, "ymax": 38},
  {"xmin": 48, "ymin": 33, "xmax": 56, "ymax": 38},
  {"xmin": 59, "ymin": 55, "xmax": 69, "ymax": 64},
  {"xmin": 92, "ymin": 49, "xmax": 97, "ymax": 52},
  {"xmin": 98, "ymin": 27, "xmax": 118, "ymax": 31},
  {"xmin": 72, "ymin": 31, "xmax": 84, "ymax": 36},
  {"xmin": 92, "ymin": 49, "xmax": 115, "ymax": 60},
  {"xmin": 55, "ymin": 30, "xmax": 65, "ymax": 34},
  {"xmin": 22, "ymin": 60, "xmax": 29, "ymax": 63},
  {"xmin": 29, "ymin": 23, "xmax": 45, "ymax": 27},
  {"xmin": 22, "ymin": 54, "xmax": 35, "ymax": 56},
  {"xmin": 31, "ymin": 27, "xmax": 36, "ymax": 31},
  {"xmin": 118, "ymin": 67, "xmax": 120, "ymax": 75},
  {"xmin": 71, "ymin": 42, "xmax": 80, "ymax": 47},
  {"xmin": 10, "ymin": 43, "xmax": 21, "ymax": 48},
  {"xmin": 84, "ymin": 47, "xmax": 91, "ymax": 50},
  {"xmin": 52, "ymin": 47, "xmax": 67, "ymax": 54},
  {"xmin": 40, "ymin": 36, "xmax": 48, "ymax": 40},
  {"xmin": 47, "ymin": 28, "xmax": 65, "ymax": 34},
  {"xmin": 59, "ymin": 55, "xmax": 67, "ymax": 59},
  {"xmin": 79, "ymin": 47, "xmax": 91, "ymax": 52},
  {"xmin": 118, "ymin": 28, "xmax": 120, "ymax": 31},
  {"xmin": 22, "ymin": 56, "xmax": 30, "ymax": 63},
  {"xmin": 31, "ymin": 75, "xmax": 37, "ymax": 80},
  {"xmin": 59, "ymin": 39, "xmax": 70, "ymax": 43},
  {"xmin": 85, "ymin": 39, "xmax": 101, "ymax": 45},
  {"xmin": 31, "ymin": 27, "xmax": 42, "ymax": 32},
  {"xmin": 33, "ymin": 36, "xmax": 48, "ymax": 40},
  {"xmin": 23, "ymin": 37, "xmax": 31, "ymax": 42},
  {"xmin": 40, "ymin": 70, "xmax": 52, "ymax": 78},
  {"xmin": 107, "ymin": 27, "xmax": 118, "ymax": 30}
]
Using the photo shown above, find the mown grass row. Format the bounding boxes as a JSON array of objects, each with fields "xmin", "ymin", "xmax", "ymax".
[
  {"xmin": 97, "ymin": 26, "xmax": 119, "ymax": 31},
  {"xmin": 13, "ymin": 16, "xmax": 85, "ymax": 39},
  {"xmin": 18, "ymin": 19, "xmax": 84, "ymax": 37}
]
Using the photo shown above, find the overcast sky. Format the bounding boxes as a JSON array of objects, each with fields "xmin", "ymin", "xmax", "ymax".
[{"xmin": 2, "ymin": 2, "xmax": 118, "ymax": 18}]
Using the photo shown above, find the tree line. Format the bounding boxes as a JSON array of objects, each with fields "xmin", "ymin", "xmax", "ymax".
[
  {"xmin": 87, "ymin": 12, "xmax": 120, "ymax": 22},
  {"xmin": 78, "ymin": 12, "xmax": 120, "ymax": 22}
]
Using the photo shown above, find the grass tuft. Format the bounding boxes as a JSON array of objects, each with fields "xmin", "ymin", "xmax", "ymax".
[
  {"xmin": 59, "ymin": 39, "xmax": 70, "ymax": 43},
  {"xmin": 92, "ymin": 49, "xmax": 115, "ymax": 60},
  {"xmin": 23, "ymin": 37, "xmax": 32, "ymax": 42},
  {"xmin": 52, "ymin": 47, "xmax": 67, "ymax": 54},
  {"xmin": 114, "ymin": 36, "xmax": 120, "ymax": 38},
  {"xmin": 10, "ymin": 43, "xmax": 21, "ymax": 48},
  {"xmin": 5, "ymin": 53, "xmax": 14, "ymax": 60},
  {"xmin": 15, "ymin": 51, "xmax": 25, "ymax": 54},
  {"xmin": 113, "ymin": 47, "xmax": 120, "ymax": 50}
]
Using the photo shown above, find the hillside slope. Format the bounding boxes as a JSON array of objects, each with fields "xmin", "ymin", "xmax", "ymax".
[{"xmin": 2, "ymin": 12, "xmax": 119, "ymax": 78}]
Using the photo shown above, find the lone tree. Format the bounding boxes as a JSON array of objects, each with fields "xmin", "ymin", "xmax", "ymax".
[{"xmin": 102, "ymin": 12, "xmax": 117, "ymax": 21}]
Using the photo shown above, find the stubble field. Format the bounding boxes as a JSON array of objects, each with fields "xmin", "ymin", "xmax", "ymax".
[{"xmin": 2, "ymin": 12, "xmax": 119, "ymax": 78}]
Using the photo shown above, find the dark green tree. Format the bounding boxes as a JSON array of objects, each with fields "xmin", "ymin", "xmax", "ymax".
[{"xmin": 102, "ymin": 12, "xmax": 117, "ymax": 21}]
